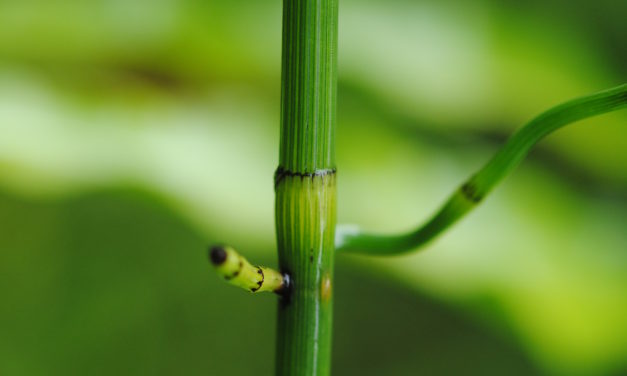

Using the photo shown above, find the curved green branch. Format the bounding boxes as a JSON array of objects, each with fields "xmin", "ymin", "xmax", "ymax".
[
  {"xmin": 209, "ymin": 245, "xmax": 288, "ymax": 294},
  {"xmin": 336, "ymin": 83, "xmax": 627, "ymax": 255}
]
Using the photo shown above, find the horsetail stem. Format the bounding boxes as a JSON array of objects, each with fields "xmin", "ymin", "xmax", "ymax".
[
  {"xmin": 336, "ymin": 83, "xmax": 627, "ymax": 255},
  {"xmin": 274, "ymin": 0, "xmax": 338, "ymax": 375},
  {"xmin": 206, "ymin": 1, "xmax": 626, "ymax": 374},
  {"xmin": 208, "ymin": 2, "xmax": 338, "ymax": 374},
  {"xmin": 209, "ymin": 245, "xmax": 288, "ymax": 294}
]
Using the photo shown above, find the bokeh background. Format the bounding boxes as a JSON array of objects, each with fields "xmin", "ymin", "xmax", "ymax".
[{"xmin": 1, "ymin": 0, "xmax": 626, "ymax": 375}]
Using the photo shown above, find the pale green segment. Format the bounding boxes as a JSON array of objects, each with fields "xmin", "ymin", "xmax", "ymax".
[
  {"xmin": 275, "ymin": 173, "xmax": 337, "ymax": 376},
  {"xmin": 337, "ymin": 83, "xmax": 627, "ymax": 255},
  {"xmin": 213, "ymin": 246, "xmax": 284, "ymax": 293}
]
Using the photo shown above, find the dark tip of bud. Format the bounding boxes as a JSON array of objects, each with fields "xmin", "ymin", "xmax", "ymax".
[{"xmin": 209, "ymin": 245, "xmax": 227, "ymax": 265}]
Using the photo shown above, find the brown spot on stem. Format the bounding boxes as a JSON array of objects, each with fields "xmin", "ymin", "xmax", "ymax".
[
  {"xmin": 321, "ymin": 273, "xmax": 332, "ymax": 302},
  {"xmin": 461, "ymin": 182, "xmax": 483, "ymax": 203}
]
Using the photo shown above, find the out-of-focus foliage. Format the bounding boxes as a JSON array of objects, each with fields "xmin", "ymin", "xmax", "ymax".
[
  {"xmin": 0, "ymin": 0, "xmax": 625, "ymax": 375},
  {"xmin": 0, "ymin": 189, "xmax": 542, "ymax": 375}
]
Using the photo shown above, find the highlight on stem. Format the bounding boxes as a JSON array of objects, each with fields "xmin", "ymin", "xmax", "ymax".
[{"xmin": 208, "ymin": 245, "xmax": 290, "ymax": 295}]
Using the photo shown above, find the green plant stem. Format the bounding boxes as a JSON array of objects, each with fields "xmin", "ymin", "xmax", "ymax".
[
  {"xmin": 336, "ymin": 83, "xmax": 627, "ymax": 255},
  {"xmin": 275, "ymin": 1, "xmax": 338, "ymax": 375},
  {"xmin": 208, "ymin": 245, "xmax": 288, "ymax": 294}
]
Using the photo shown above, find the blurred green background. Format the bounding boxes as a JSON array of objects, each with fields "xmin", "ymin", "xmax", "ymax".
[{"xmin": 0, "ymin": 0, "xmax": 626, "ymax": 375}]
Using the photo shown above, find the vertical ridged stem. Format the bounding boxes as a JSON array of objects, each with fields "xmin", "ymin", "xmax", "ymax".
[
  {"xmin": 279, "ymin": 0, "xmax": 338, "ymax": 173},
  {"xmin": 275, "ymin": 174, "xmax": 336, "ymax": 375},
  {"xmin": 275, "ymin": 0, "xmax": 338, "ymax": 375}
]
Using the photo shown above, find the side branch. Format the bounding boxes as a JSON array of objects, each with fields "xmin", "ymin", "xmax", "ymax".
[
  {"xmin": 209, "ymin": 245, "xmax": 289, "ymax": 295},
  {"xmin": 336, "ymin": 83, "xmax": 627, "ymax": 255}
]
